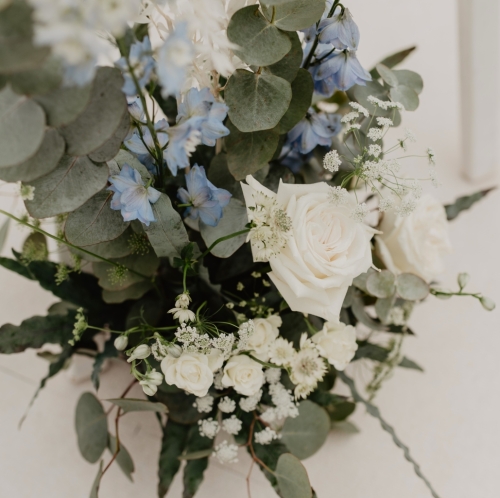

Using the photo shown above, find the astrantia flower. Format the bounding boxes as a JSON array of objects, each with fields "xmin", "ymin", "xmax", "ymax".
[
  {"xmin": 268, "ymin": 338, "xmax": 296, "ymax": 367},
  {"xmin": 108, "ymin": 164, "xmax": 161, "ymax": 226},
  {"xmin": 318, "ymin": 7, "xmax": 360, "ymax": 50},
  {"xmin": 177, "ymin": 165, "xmax": 231, "ymax": 227}
]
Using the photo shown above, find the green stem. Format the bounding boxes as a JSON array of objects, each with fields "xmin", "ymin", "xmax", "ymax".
[
  {"xmin": 200, "ymin": 228, "xmax": 251, "ymax": 259},
  {"xmin": 182, "ymin": 264, "xmax": 189, "ymax": 293}
]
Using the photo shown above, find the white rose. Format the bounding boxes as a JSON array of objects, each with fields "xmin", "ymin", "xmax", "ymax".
[
  {"xmin": 221, "ymin": 355, "xmax": 264, "ymax": 396},
  {"xmin": 247, "ymin": 315, "xmax": 282, "ymax": 360},
  {"xmin": 312, "ymin": 321, "xmax": 358, "ymax": 370},
  {"xmin": 375, "ymin": 194, "xmax": 452, "ymax": 281},
  {"xmin": 161, "ymin": 352, "xmax": 213, "ymax": 397},
  {"xmin": 241, "ymin": 176, "xmax": 374, "ymax": 322}
]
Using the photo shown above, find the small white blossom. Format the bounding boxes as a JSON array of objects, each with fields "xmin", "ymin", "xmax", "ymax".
[
  {"xmin": 218, "ymin": 396, "xmax": 236, "ymax": 413},
  {"xmin": 429, "ymin": 167, "xmax": 440, "ymax": 187},
  {"xmin": 239, "ymin": 389, "xmax": 262, "ymax": 412},
  {"xmin": 20, "ymin": 184, "xmax": 35, "ymax": 201},
  {"xmin": 341, "ymin": 111, "xmax": 359, "ymax": 123},
  {"xmin": 114, "ymin": 335, "xmax": 128, "ymax": 351},
  {"xmin": 349, "ymin": 101, "xmax": 369, "ymax": 117},
  {"xmin": 225, "ymin": 302, "xmax": 235, "ymax": 309},
  {"xmin": 368, "ymin": 144, "xmax": 382, "ymax": 158},
  {"xmin": 328, "ymin": 186, "xmax": 349, "ymax": 207},
  {"xmin": 251, "ymin": 271, "xmax": 262, "ymax": 278},
  {"xmin": 350, "ymin": 203, "xmax": 369, "ymax": 222},
  {"xmin": 193, "ymin": 395, "xmax": 214, "ymax": 413},
  {"xmin": 404, "ymin": 128, "xmax": 416, "ymax": 142},
  {"xmin": 395, "ymin": 197, "xmax": 418, "ymax": 217},
  {"xmin": 168, "ymin": 307, "xmax": 196, "ymax": 324},
  {"xmin": 379, "ymin": 197, "xmax": 394, "ymax": 212},
  {"xmin": 213, "ymin": 370, "xmax": 225, "ymax": 390},
  {"xmin": 427, "ymin": 148, "xmax": 436, "ymax": 165},
  {"xmin": 367, "ymin": 127, "xmax": 384, "ymax": 141},
  {"xmin": 345, "ymin": 123, "xmax": 361, "ymax": 133},
  {"xmin": 214, "ymin": 441, "xmax": 238, "ymax": 464},
  {"xmin": 376, "ymin": 117, "xmax": 393, "ymax": 127},
  {"xmin": 268, "ymin": 338, "xmax": 296, "ymax": 366},
  {"xmin": 388, "ymin": 307, "xmax": 406, "ymax": 326},
  {"xmin": 323, "ymin": 150, "xmax": 342, "ymax": 173},
  {"xmin": 222, "ymin": 415, "xmax": 242, "ymax": 435},
  {"xmin": 268, "ymin": 382, "xmax": 299, "ymax": 419},
  {"xmin": 367, "ymin": 95, "xmax": 388, "ymax": 109},
  {"xmin": 254, "ymin": 427, "xmax": 280, "ymax": 445},
  {"xmin": 198, "ymin": 418, "xmax": 220, "ymax": 439},
  {"xmin": 265, "ymin": 368, "xmax": 282, "ymax": 385},
  {"xmin": 127, "ymin": 344, "xmax": 151, "ymax": 363}
]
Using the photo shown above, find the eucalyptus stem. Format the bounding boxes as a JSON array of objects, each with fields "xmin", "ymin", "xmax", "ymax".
[
  {"xmin": 200, "ymin": 228, "xmax": 251, "ymax": 259},
  {"xmin": 0, "ymin": 209, "xmax": 150, "ymax": 280}
]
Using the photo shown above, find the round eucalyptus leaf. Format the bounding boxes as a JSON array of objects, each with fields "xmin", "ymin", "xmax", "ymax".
[
  {"xmin": 265, "ymin": 31, "xmax": 303, "ymax": 82},
  {"xmin": 59, "ymin": 67, "xmax": 127, "ymax": 156},
  {"xmin": 392, "ymin": 69, "xmax": 423, "ymax": 94},
  {"xmin": 390, "ymin": 84, "xmax": 419, "ymax": 111},
  {"xmin": 261, "ymin": 0, "xmax": 325, "ymax": 31},
  {"xmin": 279, "ymin": 68, "xmax": 313, "ymax": 133},
  {"xmin": 24, "ymin": 155, "xmax": 109, "ymax": 219},
  {"xmin": 106, "ymin": 398, "xmax": 167, "ymax": 414},
  {"xmin": 207, "ymin": 153, "xmax": 243, "ymax": 201},
  {"xmin": 102, "ymin": 280, "xmax": 153, "ymax": 304},
  {"xmin": 0, "ymin": 127, "xmax": 64, "ymax": 182},
  {"xmin": 227, "ymin": 5, "xmax": 291, "ymax": 66},
  {"xmin": 375, "ymin": 296, "xmax": 393, "ymax": 323},
  {"xmin": 375, "ymin": 63, "xmax": 398, "ymax": 87},
  {"xmin": 75, "ymin": 392, "xmax": 108, "ymax": 464},
  {"xmin": 396, "ymin": 273, "xmax": 429, "ymax": 301},
  {"xmin": 8, "ymin": 56, "xmax": 63, "ymax": 95},
  {"xmin": 366, "ymin": 269, "xmax": 396, "ymax": 298},
  {"xmin": 225, "ymin": 120, "xmax": 279, "ymax": 180},
  {"xmin": 275, "ymin": 453, "xmax": 312, "ymax": 498},
  {"xmin": 108, "ymin": 434, "xmax": 135, "ymax": 481},
  {"xmin": 65, "ymin": 190, "xmax": 130, "ymax": 247},
  {"xmin": 280, "ymin": 400, "xmax": 330, "ymax": 460},
  {"xmin": 225, "ymin": 69, "xmax": 292, "ymax": 132},
  {"xmin": 0, "ymin": 86, "xmax": 45, "ymax": 168}
]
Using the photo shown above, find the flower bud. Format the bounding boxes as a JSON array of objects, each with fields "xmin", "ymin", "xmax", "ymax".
[
  {"xmin": 457, "ymin": 272, "xmax": 470, "ymax": 289},
  {"xmin": 127, "ymin": 344, "xmax": 151, "ymax": 362},
  {"xmin": 114, "ymin": 335, "xmax": 128, "ymax": 351},
  {"xmin": 140, "ymin": 380, "xmax": 158, "ymax": 396},
  {"xmin": 166, "ymin": 344, "xmax": 182, "ymax": 358},
  {"xmin": 145, "ymin": 369, "xmax": 163, "ymax": 386},
  {"xmin": 175, "ymin": 293, "xmax": 191, "ymax": 309},
  {"xmin": 480, "ymin": 296, "xmax": 496, "ymax": 311}
]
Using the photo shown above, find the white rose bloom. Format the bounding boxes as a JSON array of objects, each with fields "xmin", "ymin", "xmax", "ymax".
[
  {"xmin": 161, "ymin": 352, "xmax": 213, "ymax": 397},
  {"xmin": 375, "ymin": 194, "xmax": 452, "ymax": 281},
  {"xmin": 241, "ymin": 176, "xmax": 374, "ymax": 322},
  {"xmin": 312, "ymin": 321, "xmax": 358, "ymax": 371},
  {"xmin": 221, "ymin": 355, "xmax": 264, "ymax": 396},
  {"xmin": 246, "ymin": 315, "xmax": 282, "ymax": 361}
]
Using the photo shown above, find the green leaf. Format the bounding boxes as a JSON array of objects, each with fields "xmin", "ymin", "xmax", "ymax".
[
  {"xmin": 34, "ymin": 82, "xmax": 92, "ymax": 128},
  {"xmin": 0, "ymin": 255, "xmax": 34, "ymax": 280},
  {"xmin": 92, "ymin": 339, "xmax": 118, "ymax": 391},
  {"xmin": 0, "ymin": 85, "xmax": 45, "ymax": 168},
  {"xmin": 275, "ymin": 453, "xmax": 312, "ymax": 498},
  {"xmin": 200, "ymin": 198, "xmax": 248, "ymax": 258},
  {"xmin": 227, "ymin": 5, "xmax": 291, "ymax": 66},
  {"xmin": 89, "ymin": 461, "xmax": 103, "ymax": 498},
  {"xmin": 396, "ymin": 273, "xmax": 429, "ymax": 301},
  {"xmin": 0, "ymin": 216, "xmax": 9, "ymax": 253},
  {"xmin": 262, "ymin": 0, "xmax": 326, "ymax": 31},
  {"xmin": 182, "ymin": 424, "xmax": 213, "ymax": 498},
  {"xmin": 374, "ymin": 296, "xmax": 393, "ymax": 323},
  {"xmin": 351, "ymin": 294, "xmax": 387, "ymax": 331},
  {"xmin": 225, "ymin": 69, "xmax": 292, "ymax": 132},
  {"xmin": 225, "ymin": 120, "xmax": 279, "ymax": 180},
  {"xmin": 279, "ymin": 68, "xmax": 314, "ymax": 133},
  {"xmin": 8, "ymin": 56, "xmax": 62, "ymax": 95},
  {"xmin": 65, "ymin": 190, "xmax": 130, "ymax": 247},
  {"xmin": 392, "ymin": 69, "xmax": 423, "ymax": 94},
  {"xmin": 398, "ymin": 356, "xmax": 424, "ymax": 372},
  {"xmin": 158, "ymin": 420, "xmax": 190, "ymax": 497},
  {"xmin": 0, "ymin": 312, "xmax": 75, "ymax": 353},
  {"xmin": 108, "ymin": 434, "xmax": 135, "ymax": 481},
  {"xmin": 264, "ymin": 31, "xmax": 303, "ymax": 83},
  {"xmin": 375, "ymin": 63, "xmax": 399, "ymax": 87},
  {"xmin": 281, "ymin": 400, "xmax": 330, "ymax": 460},
  {"xmin": 444, "ymin": 187, "xmax": 495, "ymax": 220},
  {"xmin": 327, "ymin": 401, "xmax": 356, "ymax": 422},
  {"xmin": 102, "ymin": 280, "xmax": 153, "ymax": 304},
  {"xmin": 179, "ymin": 449, "xmax": 213, "ymax": 461},
  {"xmin": 155, "ymin": 387, "xmax": 204, "ymax": 425},
  {"xmin": 370, "ymin": 46, "xmax": 416, "ymax": 79},
  {"xmin": 59, "ymin": 67, "xmax": 127, "ymax": 156},
  {"xmin": 25, "ymin": 155, "xmax": 109, "ymax": 219},
  {"xmin": 144, "ymin": 193, "xmax": 190, "ymax": 258},
  {"xmin": 106, "ymin": 398, "xmax": 168, "ymax": 414},
  {"xmin": 207, "ymin": 153, "xmax": 244, "ymax": 201},
  {"xmin": 366, "ymin": 270, "xmax": 396, "ymax": 298},
  {"xmin": 0, "ymin": 127, "xmax": 65, "ymax": 182},
  {"xmin": 390, "ymin": 84, "xmax": 419, "ymax": 111},
  {"xmin": 355, "ymin": 342, "xmax": 390, "ymax": 362},
  {"xmin": 75, "ymin": 392, "xmax": 109, "ymax": 464}
]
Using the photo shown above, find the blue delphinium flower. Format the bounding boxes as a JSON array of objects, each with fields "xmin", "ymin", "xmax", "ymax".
[
  {"xmin": 163, "ymin": 122, "xmax": 202, "ymax": 176},
  {"xmin": 108, "ymin": 164, "xmax": 161, "ymax": 226},
  {"xmin": 318, "ymin": 7, "xmax": 360, "ymax": 50},
  {"xmin": 285, "ymin": 108, "xmax": 342, "ymax": 154},
  {"xmin": 177, "ymin": 165, "xmax": 231, "ymax": 227},
  {"xmin": 115, "ymin": 37, "xmax": 155, "ymax": 96}
]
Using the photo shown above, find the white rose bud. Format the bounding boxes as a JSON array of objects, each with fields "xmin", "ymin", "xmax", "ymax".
[
  {"xmin": 312, "ymin": 321, "xmax": 358, "ymax": 370},
  {"xmin": 457, "ymin": 272, "xmax": 470, "ymax": 289},
  {"xmin": 166, "ymin": 344, "xmax": 183, "ymax": 358},
  {"xmin": 127, "ymin": 344, "xmax": 151, "ymax": 363},
  {"xmin": 114, "ymin": 335, "xmax": 128, "ymax": 351},
  {"xmin": 221, "ymin": 355, "xmax": 264, "ymax": 396},
  {"xmin": 480, "ymin": 296, "xmax": 496, "ymax": 311}
]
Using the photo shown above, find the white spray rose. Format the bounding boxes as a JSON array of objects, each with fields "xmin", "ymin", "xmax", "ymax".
[
  {"xmin": 161, "ymin": 352, "xmax": 213, "ymax": 397},
  {"xmin": 241, "ymin": 176, "xmax": 374, "ymax": 322},
  {"xmin": 221, "ymin": 355, "xmax": 264, "ymax": 396},
  {"xmin": 376, "ymin": 194, "xmax": 452, "ymax": 282},
  {"xmin": 312, "ymin": 321, "xmax": 358, "ymax": 371},
  {"xmin": 246, "ymin": 315, "xmax": 282, "ymax": 361}
]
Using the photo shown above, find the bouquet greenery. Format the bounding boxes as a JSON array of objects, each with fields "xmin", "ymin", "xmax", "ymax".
[{"xmin": 0, "ymin": 0, "xmax": 495, "ymax": 497}]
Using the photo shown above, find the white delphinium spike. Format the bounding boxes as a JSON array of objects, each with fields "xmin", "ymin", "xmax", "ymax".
[
  {"xmin": 349, "ymin": 101, "xmax": 369, "ymax": 117},
  {"xmin": 198, "ymin": 418, "xmax": 220, "ymax": 439},
  {"xmin": 218, "ymin": 396, "xmax": 236, "ymax": 413},
  {"xmin": 214, "ymin": 441, "xmax": 238, "ymax": 464},
  {"xmin": 323, "ymin": 150, "xmax": 342, "ymax": 173},
  {"xmin": 221, "ymin": 415, "xmax": 242, "ymax": 435},
  {"xmin": 193, "ymin": 395, "xmax": 214, "ymax": 413},
  {"xmin": 254, "ymin": 427, "xmax": 280, "ymax": 445}
]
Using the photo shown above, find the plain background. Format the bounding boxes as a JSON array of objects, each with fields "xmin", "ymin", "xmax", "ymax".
[{"xmin": 1, "ymin": 0, "xmax": 500, "ymax": 496}]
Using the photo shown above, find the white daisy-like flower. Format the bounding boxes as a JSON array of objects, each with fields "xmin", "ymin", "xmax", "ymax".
[
  {"xmin": 168, "ymin": 307, "xmax": 196, "ymax": 323},
  {"xmin": 268, "ymin": 338, "xmax": 296, "ymax": 367}
]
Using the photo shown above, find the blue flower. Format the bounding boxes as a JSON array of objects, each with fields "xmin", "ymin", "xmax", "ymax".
[
  {"xmin": 163, "ymin": 122, "xmax": 202, "ymax": 176},
  {"xmin": 177, "ymin": 165, "xmax": 231, "ymax": 227},
  {"xmin": 108, "ymin": 163, "xmax": 161, "ymax": 226},
  {"xmin": 313, "ymin": 50, "xmax": 371, "ymax": 93},
  {"xmin": 285, "ymin": 108, "xmax": 342, "ymax": 154},
  {"xmin": 115, "ymin": 37, "xmax": 155, "ymax": 96},
  {"xmin": 318, "ymin": 8, "xmax": 360, "ymax": 50}
]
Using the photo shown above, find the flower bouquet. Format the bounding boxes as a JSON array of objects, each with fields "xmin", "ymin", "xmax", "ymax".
[{"xmin": 0, "ymin": 0, "xmax": 495, "ymax": 497}]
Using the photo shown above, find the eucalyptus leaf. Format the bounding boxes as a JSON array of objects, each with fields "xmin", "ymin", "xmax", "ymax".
[
  {"xmin": 179, "ymin": 449, "xmax": 213, "ymax": 461},
  {"xmin": 366, "ymin": 270, "xmax": 396, "ymax": 298},
  {"xmin": 200, "ymin": 198, "xmax": 248, "ymax": 258},
  {"xmin": 0, "ymin": 127, "xmax": 64, "ymax": 182},
  {"xmin": 351, "ymin": 295, "xmax": 387, "ymax": 331},
  {"xmin": 370, "ymin": 46, "xmax": 416, "ymax": 79},
  {"xmin": 225, "ymin": 69, "xmax": 292, "ymax": 132},
  {"xmin": 227, "ymin": 5, "xmax": 291, "ymax": 66},
  {"xmin": 0, "ymin": 216, "xmax": 9, "ymax": 253},
  {"xmin": 376, "ymin": 63, "xmax": 399, "ymax": 87},
  {"xmin": 92, "ymin": 339, "xmax": 118, "ymax": 391},
  {"xmin": 444, "ymin": 187, "xmax": 495, "ymax": 220},
  {"xmin": 102, "ymin": 280, "xmax": 153, "ymax": 304},
  {"xmin": 279, "ymin": 68, "xmax": 313, "ymax": 133},
  {"xmin": 392, "ymin": 69, "xmax": 423, "ymax": 94},
  {"xmin": 225, "ymin": 120, "xmax": 279, "ymax": 180},
  {"xmin": 396, "ymin": 273, "xmax": 429, "ymax": 301},
  {"xmin": 89, "ymin": 461, "xmax": 103, "ymax": 498},
  {"xmin": 352, "ymin": 268, "xmax": 375, "ymax": 294},
  {"xmin": 144, "ymin": 193, "xmax": 189, "ymax": 258},
  {"xmin": 0, "ymin": 85, "xmax": 45, "ymax": 168},
  {"xmin": 8, "ymin": 56, "xmax": 62, "ymax": 95},
  {"xmin": 106, "ymin": 398, "xmax": 168, "ymax": 414},
  {"xmin": 398, "ymin": 356, "xmax": 424, "ymax": 372},
  {"xmin": 275, "ymin": 453, "xmax": 312, "ymax": 498},
  {"xmin": 75, "ymin": 392, "xmax": 108, "ymax": 463},
  {"xmin": 108, "ymin": 434, "xmax": 135, "ymax": 481},
  {"xmin": 281, "ymin": 400, "xmax": 330, "ymax": 460},
  {"xmin": 390, "ymin": 84, "xmax": 419, "ymax": 111},
  {"xmin": 24, "ymin": 155, "xmax": 109, "ymax": 219},
  {"xmin": 262, "ymin": 0, "xmax": 326, "ymax": 31},
  {"xmin": 65, "ymin": 190, "xmax": 129, "ymax": 247},
  {"xmin": 374, "ymin": 296, "xmax": 394, "ymax": 323},
  {"xmin": 264, "ymin": 31, "xmax": 302, "ymax": 83},
  {"xmin": 59, "ymin": 67, "xmax": 127, "ymax": 156},
  {"xmin": 207, "ymin": 153, "xmax": 243, "ymax": 201}
]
